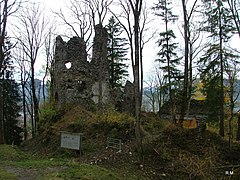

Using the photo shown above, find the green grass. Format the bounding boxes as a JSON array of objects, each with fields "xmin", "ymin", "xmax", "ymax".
[
  {"xmin": 56, "ymin": 164, "xmax": 121, "ymax": 180},
  {"xmin": 0, "ymin": 145, "xmax": 28, "ymax": 161},
  {"xmin": 0, "ymin": 167, "xmax": 17, "ymax": 180},
  {"xmin": 5, "ymin": 159, "xmax": 69, "ymax": 169},
  {"xmin": 0, "ymin": 145, "xmax": 121, "ymax": 180}
]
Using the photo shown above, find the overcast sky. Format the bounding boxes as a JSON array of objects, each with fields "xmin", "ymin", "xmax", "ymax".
[
  {"xmin": 31, "ymin": 0, "xmax": 161, "ymax": 82},
  {"xmin": 25, "ymin": 0, "xmax": 240, "ymax": 82}
]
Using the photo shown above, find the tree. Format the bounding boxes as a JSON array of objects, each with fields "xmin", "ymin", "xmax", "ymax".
[
  {"xmin": 155, "ymin": 67, "xmax": 168, "ymax": 113},
  {"xmin": 227, "ymin": 0, "xmax": 240, "ymax": 38},
  {"xmin": 0, "ymin": 0, "xmax": 20, "ymax": 144},
  {"xmin": 55, "ymin": 0, "xmax": 93, "ymax": 51},
  {"xmin": 113, "ymin": 0, "xmax": 146, "ymax": 154},
  {"xmin": 14, "ymin": 3, "xmax": 50, "ymax": 137},
  {"xmin": 1, "ymin": 36, "xmax": 23, "ymax": 145},
  {"xmin": 43, "ymin": 25, "xmax": 56, "ymax": 106},
  {"xmin": 224, "ymin": 59, "xmax": 239, "ymax": 146},
  {"xmin": 180, "ymin": 0, "xmax": 200, "ymax": 120},
  {"xmin": 153, "ymin": 0, "xmax": 181, "ymax": 120},
  {"xmin": 129, "ymin": 0, "xmax": 143, "ymax": 154},
  {"xmin": 111, "ymin": 0, "xmax": 153, "ymax": 154},
  {"xmin": 14, "ymin": 45, "xmax": 30, "ymax": 140},
  {"xmin": 105, "ymin": 16, "xmax": 129, "ymax": 89},
  {"xmin": 180, "ymin": 0, "xmax": 190, "ymax": 120},
  {"xmin": 144, "ymin": 73, "xmax": 158, "ymax": 112},
  {"xmin": 3, "ymin": 79, "xmax": 23, "ymax": 145},
  {"xmin": 199, "ymin": 0, "xmax": 235, "ymax": 137}
]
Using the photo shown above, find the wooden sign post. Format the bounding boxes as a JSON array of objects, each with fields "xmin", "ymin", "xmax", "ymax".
[{"xmin": 60, "ymin": 132, "xmax": 83, "ymax": 158}]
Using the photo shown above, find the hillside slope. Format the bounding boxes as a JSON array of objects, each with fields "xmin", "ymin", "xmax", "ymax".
[{"xmin": 21, "ymin": 105, "xmax": 240, "ymax": 179}]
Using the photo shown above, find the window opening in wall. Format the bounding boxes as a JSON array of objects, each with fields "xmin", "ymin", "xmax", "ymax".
[{"xmin": 65, "ymin": 61, "xmax": 72, "ymax": 69}]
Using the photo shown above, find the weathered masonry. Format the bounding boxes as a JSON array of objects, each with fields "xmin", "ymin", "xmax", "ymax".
[{"xmin": 52, "ymin": 25, "xmax": 110, "ymax": 106}]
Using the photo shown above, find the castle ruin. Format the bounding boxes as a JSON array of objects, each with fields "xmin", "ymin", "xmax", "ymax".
[{"xmin": 52, "ymin": 25, "xmax": 110, "ymax": 106}]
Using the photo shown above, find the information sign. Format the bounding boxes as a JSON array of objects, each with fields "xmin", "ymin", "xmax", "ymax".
[{"xmin": 60, "ymin": 132, "xmax": 83, "ymax": 150}]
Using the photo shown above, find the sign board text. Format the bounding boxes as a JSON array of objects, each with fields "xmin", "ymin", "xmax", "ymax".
[{"xmin": 60, "ymin": 132, "xmax": 83, "ymax": 150}]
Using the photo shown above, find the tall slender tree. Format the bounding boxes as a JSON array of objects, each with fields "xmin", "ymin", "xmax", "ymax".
[
  {"xmin": 153, "ymin": 0, "xmax": 181, "ymax": 120},
  {"xmin": 0, "ymin": 0, "xmax": 20, "ymax": 144},
  {"xmin": 3, "ymin": 78, "xmax": 23, "ymax": 145},
  {"xmin": 1, "ymin": 36, "xmax": 23, "ymax": 145},
  {"xmin": 14, "ymin": 3, "xmax": 49, "ymax": 137},
  {"xmin": 180, "ymin": 0, "xmax": 200, "ymax": 119},
  {"xmin": 111, "ymin": 0, "xmax": 145, "ymax": 153},
  {"xmin": 106, "ymin": 16, "xmax": 129, "ymax": 89},
  {"xmin": 199, "ymin": 0, "xmax": 235, "ymax": 137},
  {"xmin": 14, "ymin": 45, "xmax": 30, "ymax": 141}
]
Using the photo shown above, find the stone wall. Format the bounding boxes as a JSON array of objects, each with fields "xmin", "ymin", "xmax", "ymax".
[
  {"xmin": 52, "ymin": 24, "xmax": 110, "ymax": 107},
  {"xmin": 91, "ymin": 24, "xmax": 109, "ymax": 105},
  {"xmin": 53, "ymin": 36, "xmax": 93, "ymax": 105}
]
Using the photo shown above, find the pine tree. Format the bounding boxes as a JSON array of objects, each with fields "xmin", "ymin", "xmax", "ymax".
[
  {"xmin": 199, "ymin": 0, "xmax": 236, "ymax": 137},
  {"xmin": 3, "ymin": 79, "xmax": 23, "ymax": 145},
  {"xmin": 153, "ymin": 0, "xmax": 181, "ymax": 119},
  {"xmin": 1, "ymin": 36, "xmax": 23, "ymax": 145},
  {"xmin": 105, "ymin": 16, "xmax": 129, "ymax": 89}
]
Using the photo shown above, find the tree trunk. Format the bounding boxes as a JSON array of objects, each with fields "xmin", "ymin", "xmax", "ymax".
[
  {"xmin": 228, "ymin": 81, "xmax": 234, "ymax": 147},
  {"xmin": 187, "ymin": 40, "xmax": 193, "ymax": 117},
  {"xmin": 0, "ymin": 0, "xmax": 9, "ymax": 143},
  {"xmin": 130, "ymin": 0, "xmax": 143, "ymax": 154},
  {"xmin": 98, "ymin": 27, "xmax": 104, "ymax": 109},
  {"xmin": 237, "ymin": 113, "xmax": 240, "ymax": 140},
  {"xmin": 31, "ymin": 66, "xmax": 39, "ymax": 137},
  {"xmin": 218, "ymin": 1, "xmax": 224, "ymax": 137},
  {"xmin": 164, "ymin": 0, "xmax": 174, "ymax": 121},
  {"xmin": 22, "ymin": 82, "xmax": 27, "ymax": 140},
  {"xmin": 0, "ymin": 36, "xmax": 5, "ymax": 144},
  {"xmin": 180, "ymin": 0, "xmax": 189, "ymax": 121},
  {"xmin": 42, "ymin": 69, "xmax": 47, "ymax": 107},
  {"xmin": 0, "ymin": 82, "xmax": 4, "ymax": 144}
]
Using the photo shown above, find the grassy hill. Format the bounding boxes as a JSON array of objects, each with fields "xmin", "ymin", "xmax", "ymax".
[{"xmin": 1, "ymin": 104, "xmax": 240, "ymax": 179}]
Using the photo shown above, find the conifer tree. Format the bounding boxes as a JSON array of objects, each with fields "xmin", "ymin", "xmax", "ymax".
[
  {"xmin": 3, "ymin": 79, "xmax": 23, "ymax": 145},
  {"xmin": 1, "ymin": 37, "xmax": 23, "ymax": 145},
  {"xmin": 199, "ymin": 0, "xmax": 235, "ymax": 136},
  {"xmin": 105, "ymin": 16, "xmax": 129, "ymax": 89},
  {"xmin": 153, "ymin": 0, "xmax": 181, "ymax": 119}
]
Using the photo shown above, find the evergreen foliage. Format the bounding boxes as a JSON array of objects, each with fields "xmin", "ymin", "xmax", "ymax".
[
  {"xmin": 155, "ymin": 30, "xmax": 181, "ymax": 81},
  {"xmin": 153, "ymin": 0, "xmax": 182, "ymax": 116},
  {"xmin": 105, "ymin": 16, "xmax": 129, "ymax": 89},
  {"xmin": 1, "ymin": 36, "xmax": 23, "ymax": 145},
  {"xmin": 200, "ymin": 1, "xmax": 235, "ymax": 73},
  {"xmin": 153, "ymin": 0, "xmax": 180, "ymax": 82},
  {"xmin": 199, "ymin": 0, "xmax": 237, "ymax": 125},
  {"xmin": 203, "ymin": 77, "xmax": 221, "ymax": 122},
  {"xmin": 2, "ymin": 79, "xmax": 22, "ymax": 145}
]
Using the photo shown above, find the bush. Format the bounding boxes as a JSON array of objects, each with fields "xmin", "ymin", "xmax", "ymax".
[
  {"xmin": 39, "ymin": 102, "xmax": 65, "ymax": 132},
  {"xmin": 97, "ymin": 109, "xmax": 135, "ymax": 126}
]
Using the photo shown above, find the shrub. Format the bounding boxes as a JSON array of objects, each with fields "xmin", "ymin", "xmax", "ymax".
[{"xmin": 39, "ymin": 102, "xmax": 65, "ymax": 132}]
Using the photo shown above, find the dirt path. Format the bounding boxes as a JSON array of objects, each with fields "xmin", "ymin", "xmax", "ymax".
[
  {"xmin": 4, "ymin": 166, "xmax": 38, "ymax": 180},
  {"xmin": 3, "ymin": 166, "xmax": 66, "ymax": 180}
]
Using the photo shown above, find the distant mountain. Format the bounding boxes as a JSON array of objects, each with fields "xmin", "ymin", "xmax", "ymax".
[{"xmin": 23, "ymin": 79, "xmax": 48, "ymax": 104}]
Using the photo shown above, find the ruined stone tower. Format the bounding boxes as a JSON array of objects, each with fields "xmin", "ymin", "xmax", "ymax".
[
  {"xmin": 91, "ymin": 24, "xmax": 109, "ymax": 106},
  {"xmin": 52, "ymin": 25, "xmax": 109, "ymax": 106}
]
